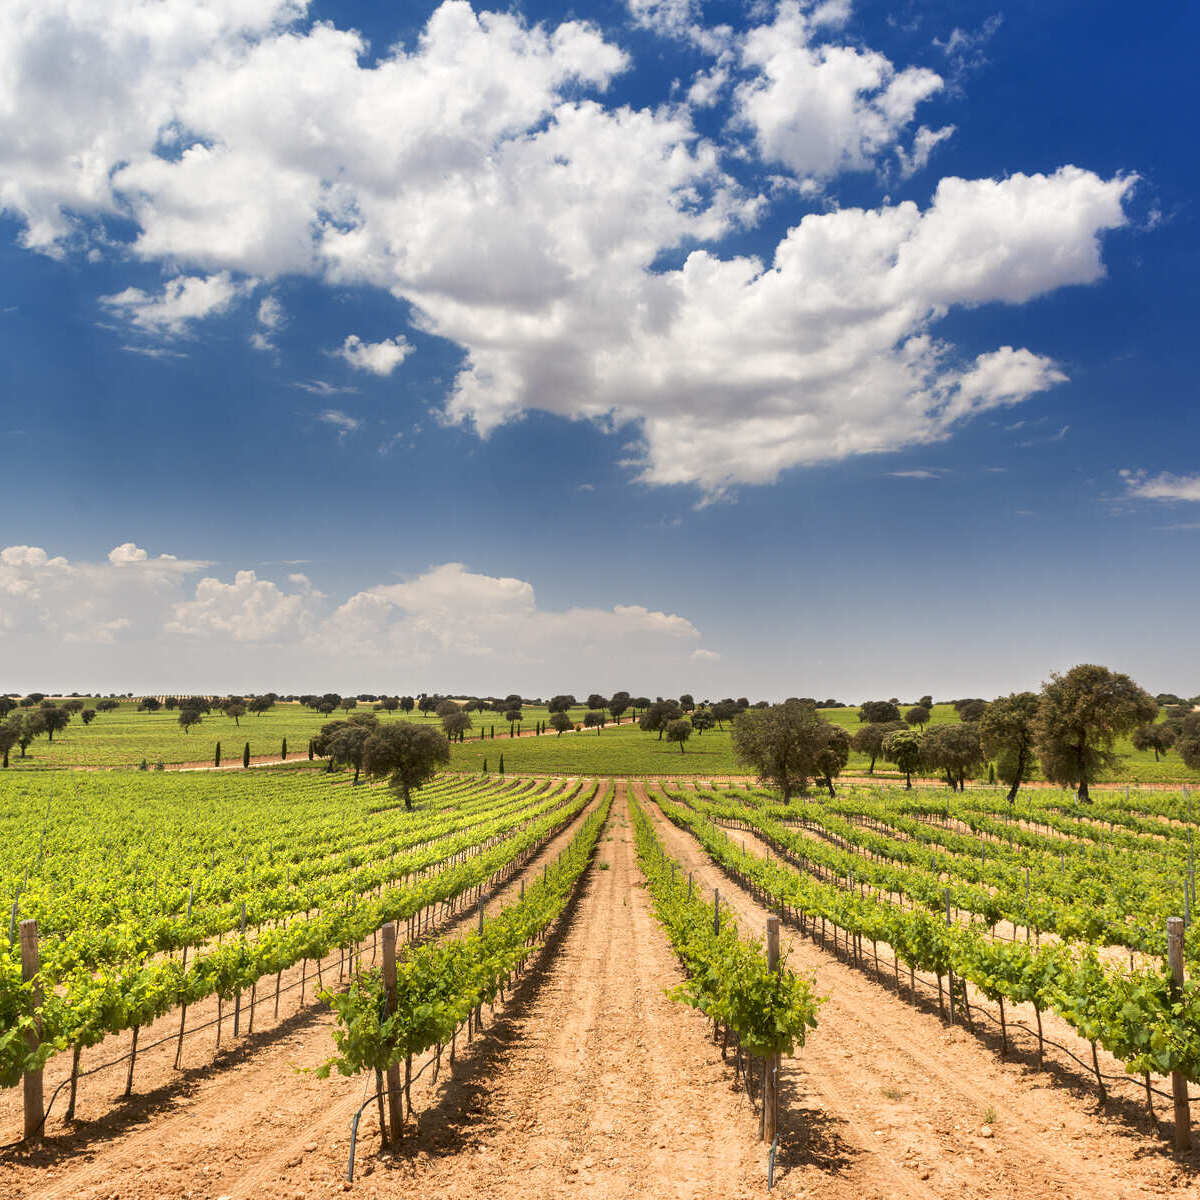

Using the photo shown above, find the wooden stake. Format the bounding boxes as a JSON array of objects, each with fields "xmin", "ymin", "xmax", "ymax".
[
  {"xmin": 233, "ymin": 902, "xmax": 246, "ymax": 1037},
  {"xmin": 1168, "ymin": 916, "xmax": 1192, "ymax": 1153},
  {"xmin": 20, "ymin": 919, "xmax": 43, "ymax": 1141},
  {"xmin": 381, "ymin": 923, "xmax": 404, "ymax": 1143},
  {"xmin": 763, "ymin": 916, "xmax": 781, "ymax": 1143}
]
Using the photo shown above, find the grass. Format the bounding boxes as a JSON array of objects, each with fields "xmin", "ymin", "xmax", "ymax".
[{"xmin": 5, "ymin": 700, "xmax": 1196, "ymax": 785}]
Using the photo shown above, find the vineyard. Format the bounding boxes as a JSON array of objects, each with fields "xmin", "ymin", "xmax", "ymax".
[{"xmin": 2, "ymin": 769, "xmax": 1200, "ymax": 1198}]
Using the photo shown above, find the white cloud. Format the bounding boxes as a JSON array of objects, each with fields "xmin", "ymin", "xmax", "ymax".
[
  {"xmin": 317, "ymin": 409, "xmax": 361, "ymax": 437},
  {"xmin": 691, "ymin": 648, "xmax": 721, "ymax": 662},
  {"xmin": 734, "ymin": 1, "xmax": 944, "ymax": 182},
  {"xmin": 323, "ymin": 562, "xmax": 702, "ymax": 677},
  {"xmin": 0, "ymin": 543, "xmax": 206, "ymax": 645},
  {"xmin": 336, "ymin": 333, "xmax": 412, "ymax": 376},
  {"xmin": 292, "ymin": 379, "xmax": 358, "ymax": 397},
  {"xmin": 887, "ymin": 469, "xmax": 941, "ymax": 479},
  {"xmin": 251, "ymin": 293, "xmax": 285, "ymax": 351},
  {"xmin": 168, "ymin": 569, "xmax": 320, "ymax": 642},
  {"xmin": 444, "ymin": 167, "xmax": 1129, "ymax": 497},
  {"xmin": 1120, "ymin": 470, "xmax": 1200, "ymax": 503},
  {"xmin": 0, "ymin": 547, "xmax": 718, "ymax": 691},
  {"xmin": 100, "ymin": 272, "xmax": 248, "ymax": 336},
  {"xmin": 896, "ymin": 123, "xmax": 955, "ymax": 179},
  {"xmin": 0, "ymin": 1, "xmax": 1134, "ymax": 499}
]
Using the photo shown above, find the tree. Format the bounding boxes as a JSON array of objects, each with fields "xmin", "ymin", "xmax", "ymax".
[
  {"xmin": 883, "ymin": 728, "xmax": 922, "ymax": 789},
  {"xmin": 399, "ymin": 696, "xmax": 415, "ymax": 714},
  {"xmin": 711, "ymin": 700, "xmax": 738, "ymax": 730},
  {"xmin": 362, "ymin": 724, "xmax": 450, "ymax": 809},
  {"xmin": 504, "ymin": 708, "xmax": 522, "ymax": 724},
  {"xmin": 859, "ymin": 700, "xmax": 901, "ymax": 724},
  {"xmin": 691, "ymin": 708, "xmax": 715, "ymax": 735},
  {"xmin": 243, "ymin": 741, "xmax": 251, "ymax": 768},
  {"xmin": 0, "ymin": 721, "xmax": 17, "ymax": 768},
  {"xmin": 178, "ymin": 707, "xmax": 202, "ymax": 733},
  {"xmin": 666, "ymin": 718, "xmax": 692, "ymax": 753},
  {"xmin": 639, "ymin": 700, "xmax": 682, "ymax": 740},
  {"xmin": 224, "ymin": 701, "xmax": 246, "ymax": 726},
  {"xmin": 1034, "ymin": 664, "xmax": 1158, "ymax": 802},
  {"xmin": 953, "ymin": 698, "xmax": 988, "ymax": 723},
  {"xmin": 547, "ymin": 695, "xmax": 576, "ymax": 713},
  {"xmin": 418, "ymin": 696, "xmax": 439, "ymax": 717},
  {"xmin": 679, "ymin": 694, "xmax": 695, "ymax": 712},
  {"xmin": 138, "ymin": 697, "xmax": 161, "ymax": 713},
  {"xmin": 324, "ymin": 723, "xmax": 374, "ymax": 782},
  {"xmin": 550, "ymin": 712, "xmax": 573, "ymax": 736},
  {"xmin": 81, "ymin": 708, "xmax": 96, "ymax": 725},
  {"xmin": 379, "ymin": 696, "xmax": 400, "ymax": 713},
  {"xmin": 851, "ymin": 721, "xmax": 904, "ymax": 774},
  {"xmin": 1131, "ymin": 722, "xmax": 1176, "ymax": 762},
  {"xmin": 338, "ymin": 697, "xmax": 358, "ymax": 713},
  {"xmin": 1177, "ymin": 713, "xmax": 1200, "ymax": 773},
  {"xmin": 586, "ymin": 693, "xmax": 607, "ymax": 710},
  {"xmin": 40, "ymin": 704, "xmax": 70, "ymax": 742},
  {"xmin": 813, "ymin": 724, "xmax": 851, "ymax": 796},
  {"xmin": 917, "ymin": 695, "xmax": 934, "ymax": 709},
  {"xmin": 920, "ymin": 723, "xmax": 982, "ymax": 791},
  {"xmin": 731, "ymin": 700, "xmax": 845, "ymax": 802},
  {"xmin": 905, "ymin": 704, "xmax": 931, "ymax": 730},
  {"xmin": 632, "ymin": 697, "xmax": 652, "ymax": 715},
  {"xmin": 979, "ymin": 692, "xmax": 1040, "ymax": 802},
  {"xmin": 608, "ymin": 697, "xmax": 628, "ymax": 724},
  {"xmin": 215, "ymin": 741, "xmax": 222, "ymax": 767},
  {"xmin": 443, "ymin": 710, "xmax": 473, "ymax": 742},
  {"xmin": 96, "ymin": 699, "xmax": 119, "ymax": 712},
  {"xmin": 584, "ymin": 710, "xmax": 607, "ymax": 734}
]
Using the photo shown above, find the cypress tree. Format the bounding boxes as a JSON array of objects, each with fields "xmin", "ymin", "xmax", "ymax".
[
  {"xmin": 243, "ymin": 741, "xmax": 250, "ymax": 768},
  {"xmin": 281, "ymin": 737, "xmax": 287, "ymax": 760},
  {"xmin": 490, "ymin": 725, "xmax": 495, "ymax": 739},
  {"xmin": 482, "ymin": 758, "xmax": 488, "ymax": 773},
  {"xmin": 214, "ymin": 741, "xmax": 221, "ymax": 768},
  {"xmin": 308, "ymin": 739, "xmax": 314, "ymax": 761},
  {"xmin": 498, "ymin": 753, "xmax": 504, "ymax": 775}
]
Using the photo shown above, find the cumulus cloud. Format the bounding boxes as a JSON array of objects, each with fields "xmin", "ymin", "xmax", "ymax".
[
  {"xmin": 167, "ymin": 570, "xmax": 320, "ymax": 642},
  {"xmin": 446, "ymin": 167, "xmax": 1129, "ymax": 496},
  {"xmin": 0, "ymin": 546, "xmax": 714, "ymax": 690},
  {"xmin": 322, "ymin": 562, "xmax": 703, "ymax": 676},
  {"xmin": 336, "ymin": 333, "xmax": 412, "ymax": 376},
  {"xmin": 0, "ymin": 1, "xmax": 1134, "ymax": 498},
  {"xmin": 0, "ymin": 542, "xmax": 206, "ymax": 645},
  {"xmin": 100, "ymin": 272, "xmax": 249, "ymax": 336},
  {"xmin": 734, "ymin": 1, "xmax": 944, "ymax": 182},
  {"xmin": 1120, "ymin": 470, "xmax": 1200, "ymax": 503}
]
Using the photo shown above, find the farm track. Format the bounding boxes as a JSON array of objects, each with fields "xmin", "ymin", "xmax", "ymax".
[
  {"xmin": 0, "ymin": 785, "xmax": 604, "ymax": 1199},
  {"xmin": 633, "ymin": 782, "xmax": 1198, "ymax": 1199}
]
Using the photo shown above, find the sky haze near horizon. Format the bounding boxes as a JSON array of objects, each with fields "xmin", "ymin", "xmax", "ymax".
[{"xmin": 1, "ymin": 0, "xmax": 1197, "ymax": 700}]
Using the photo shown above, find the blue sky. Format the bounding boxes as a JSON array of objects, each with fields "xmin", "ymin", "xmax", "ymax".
[{"xmin": 0, "ymin": 0, "xmax": 1197, "ymax": 698}]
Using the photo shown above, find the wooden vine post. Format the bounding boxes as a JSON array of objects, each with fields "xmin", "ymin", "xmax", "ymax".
[
  {"xmin": 20, "ymin": 919, "xmax": 43, "ymax": 1142},
  {"xmin": 762, "ymin": 915, "xmax": 781, "ymax": 1143},
  {"xmin": 381, "ymin": 922, "xmax": 404, "ymax": 1143},
  {"xmin": 1167, "ymin": 916, "xmax": 1192, "ymax": 1153}
]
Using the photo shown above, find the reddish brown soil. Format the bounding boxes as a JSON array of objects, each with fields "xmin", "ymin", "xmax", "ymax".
[
  {"xmin": 4, "ymin": 780, "xmax": 1198, "ymax": 1200},
  {"xmin": 633, "ymin": 782, "xmax": 1199, "ymax": 1198}
]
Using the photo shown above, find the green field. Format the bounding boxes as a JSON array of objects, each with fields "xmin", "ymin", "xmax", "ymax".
[{"xmin": 5, "ymin": 700, "xmax": 1196, "ymax": 785}]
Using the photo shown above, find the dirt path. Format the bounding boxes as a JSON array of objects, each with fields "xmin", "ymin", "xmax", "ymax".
[
  {"xmin": 0, "ymin": 784, "xmax": 605, "ymax": 1199},
  {"xmin": 632, "ymin": 782, "xmax": 1198, "ymax": 1200},
  {"xmin": 382, "ymin": 780, "xmax": 769, "ymax": 1199}
]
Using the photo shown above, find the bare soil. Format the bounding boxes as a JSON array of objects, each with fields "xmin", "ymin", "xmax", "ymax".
[
  {"xmin": 3, "ymin": 779, "xmax": 1197, "ymax": 1200},
  {"xmin": 633, "ymin": 782, "xmax": 1199, "ymax": 1199}
]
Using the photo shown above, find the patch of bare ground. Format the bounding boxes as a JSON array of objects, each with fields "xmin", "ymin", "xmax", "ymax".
[
  {"xmin": 633, "ymin": 781, "xmax": 1199, "ymax": 1200},
  {"xmin": 0, "ymin": 783, "xmax": 603, "ymax": 1199}
]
